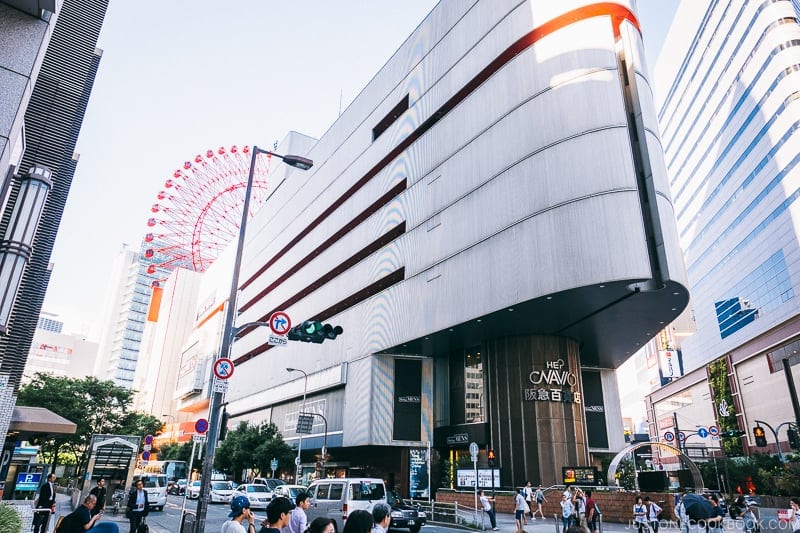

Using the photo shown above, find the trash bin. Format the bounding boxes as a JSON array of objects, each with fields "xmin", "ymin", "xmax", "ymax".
[{"xmin": 180, "ymin": 511, "xmax": 197, "ymax": 533}]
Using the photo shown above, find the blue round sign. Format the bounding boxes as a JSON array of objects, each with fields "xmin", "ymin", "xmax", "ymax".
[
  {"xmin": 698, "ymin": 427, "xmax": 709, "ymax": 438},
  {"xmin": 195, "ymin": 418, "xmax": 209, "ymax": 434}
]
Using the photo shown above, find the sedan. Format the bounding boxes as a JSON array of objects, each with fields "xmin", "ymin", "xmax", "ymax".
[
  {"xmin": 187, "ymin": 480, "xmax": 202, "ymax": 499},
  {"xmin": 235, "ymin": 483, "xmax": 272, "ymax": 509},
  {"xmin": 209, "ymin": 481, "xmax": 236, "ymax": 504},
  {"xmin": 272, "ymin": 484, "xmax": 307, "ymax": 500}
]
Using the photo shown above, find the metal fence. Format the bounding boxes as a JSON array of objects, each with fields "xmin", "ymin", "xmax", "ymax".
[{"xmin": 412, "ymin": 499, "xmax": 486, "ymax": 530}]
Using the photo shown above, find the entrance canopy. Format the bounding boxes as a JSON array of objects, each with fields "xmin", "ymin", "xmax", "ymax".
[{"xmin": 8, "ymin": 406, "xmax": 76, "ymax": 439}]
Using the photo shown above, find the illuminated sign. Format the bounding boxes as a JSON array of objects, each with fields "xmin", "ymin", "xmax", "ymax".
[{"xmin": 562, "ymin": 466, "xmax": 599, "ymax": 485}]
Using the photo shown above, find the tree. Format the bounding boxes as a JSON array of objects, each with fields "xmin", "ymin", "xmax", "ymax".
[
  {"xmin": 214, "ymin": 421, "xmax": 293, "ymax": 481},
  {"xmin": 16, "ymin": 373, "xmax": 164, "ymax": 471}
]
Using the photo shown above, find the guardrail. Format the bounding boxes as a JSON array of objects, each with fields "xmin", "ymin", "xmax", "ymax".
[{"xmin": 412, "ymin": 499, "xmax": 485, "ymax": 530}]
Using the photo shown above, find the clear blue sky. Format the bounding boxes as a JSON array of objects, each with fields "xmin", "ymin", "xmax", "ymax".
[{"xmin": 44, "ymin": 1, "xmax": 680, "ymax": 338}]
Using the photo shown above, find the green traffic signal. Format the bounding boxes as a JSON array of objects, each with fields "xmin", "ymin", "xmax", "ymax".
[{"xmin": 288, "ymin": 320, "xmax": 343, "ymax": 343}]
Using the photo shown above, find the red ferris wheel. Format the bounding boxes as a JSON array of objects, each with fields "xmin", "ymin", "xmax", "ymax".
[{"xmin": 144, "ymin": 145, "xmax": 273, "ymax": 275}]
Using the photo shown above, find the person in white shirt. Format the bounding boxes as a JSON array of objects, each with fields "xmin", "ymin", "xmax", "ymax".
[
  {"xmin": 284, "ymin": 493, "xmax": 310, "ymax": 533},
  {"xmin": 560, "ymin": 494, "xmax": 574, "ymax": 533},
  {"xmin": 523, "ymin": 482, "xmax": 534, "ymax": 523},
  {"xmin": 645, "ymin": 497, "xmax": 662, "ymax": 533},
  {"xmin": 790, "ymin": 498, "xmax": 800, "ymax": 533},
  {"xmin": 223, "ymin": 495, "xmax": 257, "ymax": 533},
  {"xmin": 479, "ymin": 490, "xmax": 498, "ymax": 531},
  {"xmin": 372, "ymin": 502, "xmax": 392, "ymax": 533},
  {"xmin": 515, "ymin": 488, "xmax": 527, "ymax": 531}
]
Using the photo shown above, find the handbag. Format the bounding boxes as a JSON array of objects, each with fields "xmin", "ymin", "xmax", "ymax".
[{"xmin": 137, "ymin": 517, "xmax": 149, "ymax": 533}]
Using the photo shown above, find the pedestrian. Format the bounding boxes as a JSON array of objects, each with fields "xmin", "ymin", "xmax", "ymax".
[
  {"xmin": 125, "ymin": 478, "xmax": 149, "ymax": 533},
  {"xmin": 372, "ymin": 502, "xmax": 392, "ymax": 533},
  {"xmin": 222, "ymin": 495, "xmax": 257, "ymax": 533},
  {"xmin": 343, "ymin": 510, "xmax": 374, "ymax": 533},
  {"xmin": 89, "ymin": 478, "xmax": 107, "ymax": 517},
  {"xmin": 479, "ymin": 489, "xmax": 499, "ymax": 531},
  {"xmin": 57, "ymin": 494, "xmax": 104, "ymax": 532},
  {"xmin": 708, "ymin": 494, "xmax": 725, "ymax": 533},
  {"xmin": 285, "ymin": 492, "xmax": 310, "ymax": 533},
  {"xmin": 585, "ymin": 490, "xmax": 597, "ymax": 533},
  {"xmin": 633, "ymin": 496, "xmax": 647, "ymax": 533},
  {"xmin": 33, "ymin": 472, "xmax": 57, "ymax": 533},
  {"xmin": 524, "ymin": 482, "xmax": 534, "ymax": 521},
  {"xmin": 560, "ymin": 493, "xmax": 574, "ymax": 533},
  {"xmin": 515, "ymin": 488, "xmax": 527, "ymax": 531},
  {"xmin": 532, "ymin": 484, "xmax": 547, "ymax": 520},
  {"xmin": 307, "ymin": 518, "xmax": 335, "ymax": 533},
  {"xmin": 790, "ymin": 498, "xmax": 800, "ymax": 533},
  {"xmin": 645, "ymin": 496, "xmax": 662, "ymax": 533},
  {"xmin": 259, "ymin": 497, "xmax": 293, "ymax": 533},
  {"xmin": 573, "ymin": 489, "xmax": 586, "ymax": 527}
]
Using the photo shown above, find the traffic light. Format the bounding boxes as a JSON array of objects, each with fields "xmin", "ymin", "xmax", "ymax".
[
  {"xmin": 287, "ymin": 320, "xmax": 343, "ymax": 343},
  {"xmin": 488, "ymin": 449, "xmax": 496, "ymax": 467},
  {"xmin": 720, "ymin": 429, "xmax": 745, "ymax": 438},
  {"xmin": 753, "ymin": 426, "xmax": 767, "ymax": 447},
  {"xmin": 788, "ymin": 428, "xmax": 800, "ymax": 449}
]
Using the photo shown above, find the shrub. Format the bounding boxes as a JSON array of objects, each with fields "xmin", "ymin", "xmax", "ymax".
[{"xmin": 0, "ymin": 503, "xmax": 22, "ymax": 532}]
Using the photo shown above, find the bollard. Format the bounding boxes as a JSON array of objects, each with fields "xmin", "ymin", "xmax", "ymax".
[
  {"xmin": 555, "ymin": 513, "xmax": 561, "ymax": 533},
  {"xmin": 180, "ymin": 511, "xmax": 197, "ymax": 533}
]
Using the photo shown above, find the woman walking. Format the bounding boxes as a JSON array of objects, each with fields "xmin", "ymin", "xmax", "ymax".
[{"xmin": 633, "ymin": 496, "xmax": 647, "ymax": 533}]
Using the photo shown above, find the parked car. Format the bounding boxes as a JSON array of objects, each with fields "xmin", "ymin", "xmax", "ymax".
[
  {"xmin": 235, "ymin": 483, "xmax": 272, "ymax": 509},
  {"xmin": 273, "ymin": 484, "xmax": 307, "ymax": 500},
  {"xmin": 187, "ymin": 480, "xmax": 202, "ymax": 499},
  {"xmin": 209, "ymin": 481, "xmax": 236, "ymax": 504},
  {"xmin": 386, "ymin": 490, "xmax": 426, "ymax": 533},
  {"xmin": 252, "ymin": 477, "xmax": 286, "ymax": 500},
  {"xmin": 168, "ymin": 478, "xmax": 187, "ymax": 495},
  {"xmin": 132, "ymin": 474, "xmax": 168, "ymax": 512},
  {"xmin": 306, "ymin": 478, "xmax": 386, "ymax": 533}
]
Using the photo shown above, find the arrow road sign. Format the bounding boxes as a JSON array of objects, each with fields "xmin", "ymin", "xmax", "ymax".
[
  {"xmin": 678, "ymin": 431, "xmax": 687, "ymax": 441},
  {"xmin": 663, "ymin": 431, "xmax": 675, "ymax": 442},
  {"xmin": 213, "ymin": 358, "xmax": 234, "ymax": 380},
  {"xmin": 269, "ymin": 311, "xmax": 292, "ymax": 335},
  {"xmin": 709, "ymin": 425, "xmax": 720, "ymax": 437},
  {"xmin": 698, "ymin": 427, "xmax": 709, "ymax": 438}
]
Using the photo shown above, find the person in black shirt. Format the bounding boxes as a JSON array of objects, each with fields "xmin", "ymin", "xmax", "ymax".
[{"xmin": 89, "ymin": 478, "xmax": 107, "ymax": 516}]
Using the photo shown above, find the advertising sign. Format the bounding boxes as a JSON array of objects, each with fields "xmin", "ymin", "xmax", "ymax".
[
  {"xmin": 15, "ymin": 472, "xmax": 41, "ymax": 492},
  {"xmin": 562, "ymin": 466, "xmax": 600, "ymax": 486},
  {"xmin": 409, "ymin": 449, "xmax": 429, "ymax": 498},
  {"xmin": 658, "ymin": 350, "xmax": 680, "ymax": 379},
  {"xmin": 456, "ymin": 468, "xmax": 500, "ymax": 488}
]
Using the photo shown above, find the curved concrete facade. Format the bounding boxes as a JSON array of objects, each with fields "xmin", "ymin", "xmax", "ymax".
[{"xmin": 194, "ymin": 0, "xmax": 690, "ymax": 490}]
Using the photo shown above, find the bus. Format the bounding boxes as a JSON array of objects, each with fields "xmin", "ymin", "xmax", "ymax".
[{"xmin": 136, "ymin": 460, "xmax": 188, "ymax": 482}]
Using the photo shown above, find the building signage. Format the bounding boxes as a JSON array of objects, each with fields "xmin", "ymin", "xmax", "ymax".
[
  {"xmin": 658, "ymin": 350, "xmax": 678, "ymax": 378},
  {"xmin": 524, "ymin": 358, "xmax": 581, "ymax": 404},
  {"xmin": 398, "ymin": 396, "xmax": 420, "ymax": 403},
  {"xmin": 456, "ymin": 468, "xmax": 500, "ymax": 488},
  {"xmin": 409, "ymin": 448, "xmax": 429, "ymax": 498},
  {"xmin": 393, "ymin": 359, "xmax": 422, "ymax": 441},
  {"xmin": 15, "ymin": 472, "xmax": 41, "ymax": 492},
  {"xmin": 446, "ymin": 433, "xmax": 469, "ymax": 445}
]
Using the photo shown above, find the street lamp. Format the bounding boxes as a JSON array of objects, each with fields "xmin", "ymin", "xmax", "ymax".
[
  {"xmin": 162, "ymin": 414, "xmax": 177, "ymax": 444},
  {"xmin": 194, "ymin": 146, "xmax": 313, "ymax": 533},
  {"xmin": 287, "ymin": 367, "xmax": 308, "ymax": 484}
]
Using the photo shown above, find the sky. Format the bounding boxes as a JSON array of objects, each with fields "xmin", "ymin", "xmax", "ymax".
[{"xmin": 42, "ymin": 1, "xmax": 680, "ymax": 339}]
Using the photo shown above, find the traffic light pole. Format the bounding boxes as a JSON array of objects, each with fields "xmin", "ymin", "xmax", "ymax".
[{"xmin": 783, "ymin": 358, "xmax": 800, "ymax": 439}]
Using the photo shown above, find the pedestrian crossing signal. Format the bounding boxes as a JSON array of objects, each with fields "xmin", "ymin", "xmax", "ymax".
[{"xmin": 753, "ymin": 426, "xmax": 767, "ymax": 447}]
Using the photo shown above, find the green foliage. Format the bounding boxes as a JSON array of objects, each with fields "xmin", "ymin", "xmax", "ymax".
[
  {"xmin": 0, "ymin": 503, "xmax": 22, "ymax": 532},
  {"xmin": 616, "ymin": 456, "xmax": 637, "ymax": 490},
  {"xmin": 707, "ymin": 359, "xmax": 743, "ymax": 456},
  {"xmin": 213, "ymin": 421, "xmax": 293, "ymax": 481},
  {"xmin": 158, "ymin": 441, "xmax": 195, "ymax": 463},
  {"xmin": 17, "ymin": 373, "xmax": 165, "ymax": 470}
]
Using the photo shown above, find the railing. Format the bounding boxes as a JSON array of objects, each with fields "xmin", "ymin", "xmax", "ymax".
[{"xmin": 412, "ymin": 499, "xmax": 485, "ymax": 530}]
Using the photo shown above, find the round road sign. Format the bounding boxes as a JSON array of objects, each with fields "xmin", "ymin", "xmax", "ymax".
[
  {"xmin": 663, "ymin": 431, "xmax": 675, "ymax": 442},
  {"xmin": 269, "ymin": 311, "xmax": 292, "ymax": 335},
  {"xmin": 142, "ymin": 451, "xmax": 151, "ymax": 461},
  {"xmin": 678, "ymin": 431, "xmax": 687, "ymax": 441},
  {"xmin": 213, "ymin": 358, "xmax": 234, "ymax": 380},
  {"xmin": 698, "ymin": 427, "xmax": 709, "ymax": 438},
  {"xmin": 195, "ymin": 418, "xmax": 209, "ymax": 434},
  {"xmin": 144, "ymin": 434, "xmax": 153, "ymax": 445},
  {"xmin": 709, "ymin": 425, "xmax": 720, "ymax": 437}
]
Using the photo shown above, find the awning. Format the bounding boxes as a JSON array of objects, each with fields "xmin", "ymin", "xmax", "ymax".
[{"xmin": 8, "ymin": 406, "xmax": 77, "ymax": 437}]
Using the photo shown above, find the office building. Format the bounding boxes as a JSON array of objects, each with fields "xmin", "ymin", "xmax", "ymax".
[
  {"xmin": 646, "ymin": 0, "xmax": 800, "ymax": 454},
  {"xmin": 170, "ymin": 0, "xmax": 690, "ymax": 492}
]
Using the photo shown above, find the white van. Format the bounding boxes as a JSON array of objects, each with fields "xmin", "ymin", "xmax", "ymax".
[{"xmin": 305, "ymin": 478, "xmax": 387, "ymax": 533}]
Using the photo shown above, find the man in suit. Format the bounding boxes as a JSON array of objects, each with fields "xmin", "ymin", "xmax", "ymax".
[
  {"xmin": 33, "ymin": 472, "xmax": 57, "ymax": 533},
  {"xmin": 125, "ymin": 478, "xmax": 149, "ymax": 533}
]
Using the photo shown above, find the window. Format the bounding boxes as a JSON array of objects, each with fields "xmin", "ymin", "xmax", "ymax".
[
  {"xmin": 372, "ymin": 94, "xmax": 409, "ymax": 141},
  {"xmin": 329, "ymin": 483, "xmax": 344, "ymax": 500},
  {"xmin": 464, "ymin": 347, "xmax": 485, "ymax": 423}
]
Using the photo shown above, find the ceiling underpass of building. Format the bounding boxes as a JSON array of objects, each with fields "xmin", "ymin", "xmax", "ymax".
[
  {"xmin": 91, "ymin": 440, "xmax": 137, "ymax": 480},
  {"xmin": 379, "ymin": 279, "xmax": 690, "ymax": 369}
]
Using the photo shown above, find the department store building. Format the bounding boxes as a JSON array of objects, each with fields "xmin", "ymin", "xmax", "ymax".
[{"xmin": 173, "ymin": 0, "xmax": 691, "ymax": 493}]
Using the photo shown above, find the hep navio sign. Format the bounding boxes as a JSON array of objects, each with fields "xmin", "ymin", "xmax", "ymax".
[{"xmin": 523, "ymin": 358, "xmax": 581, "ymax": 404}]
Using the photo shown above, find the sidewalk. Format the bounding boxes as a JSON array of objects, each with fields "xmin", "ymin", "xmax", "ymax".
[{"xmin": 53, "ymin": 492, "xmax": 171, "ymax": 533}]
